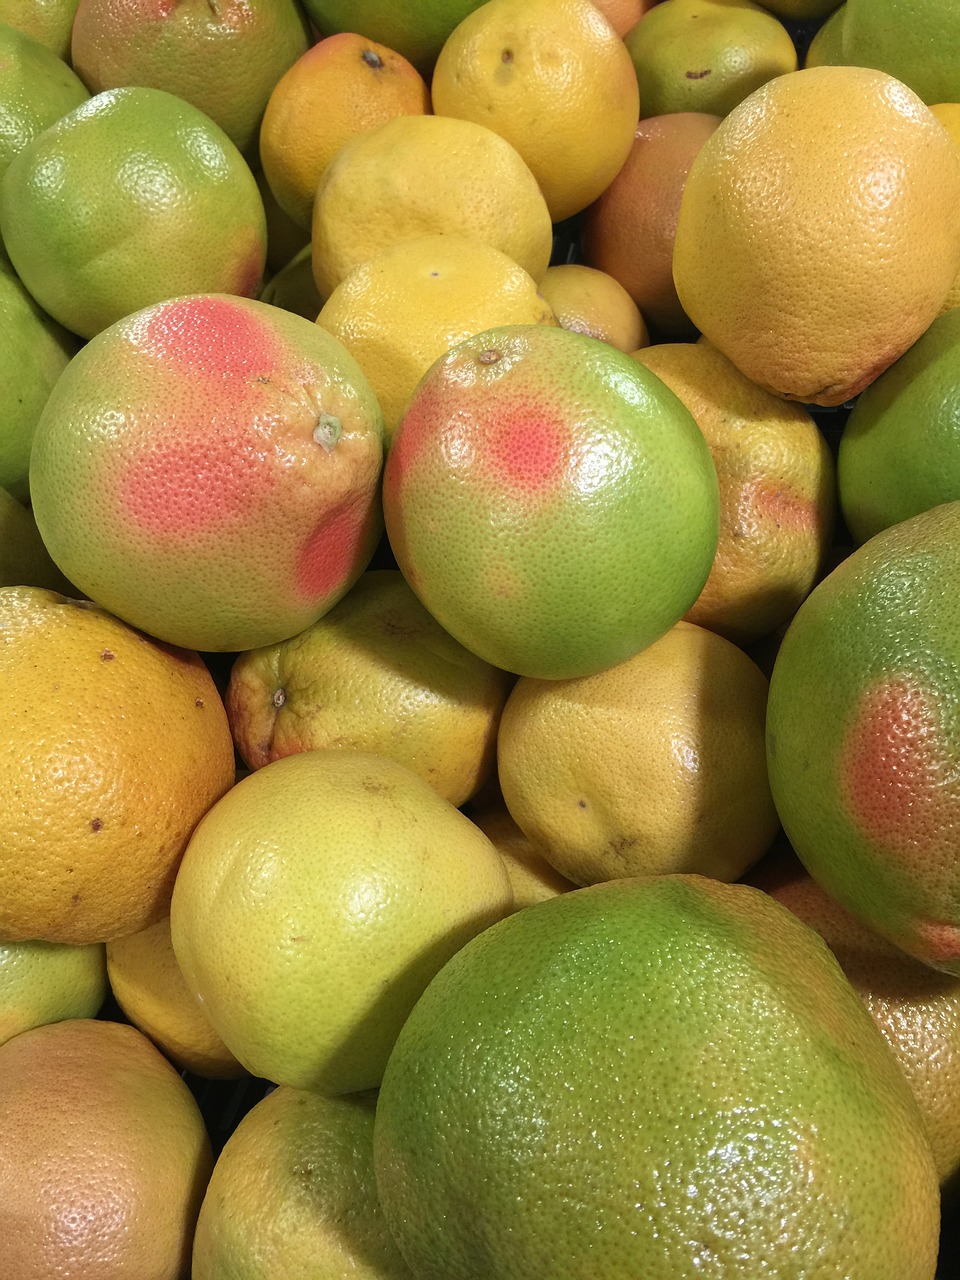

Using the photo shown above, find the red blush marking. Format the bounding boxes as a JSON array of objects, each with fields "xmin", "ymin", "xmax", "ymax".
[
  {"xmin": 296, "ymin": 502, "xmax": 373, "ymax": 601},
  {"xmin": 485, "ymin": 404, "xmax": 567, "ymax": 493},
  {"xmin": 384, "ymin": 395, "xmax": 433, "ymax": 493},
  {"xmin": 122, "ymin": 434, "xmax": 276, "ymax": 537},
  {"xmin": 840, "ymin": 676, "xmax": 960, "ymax": 863},
  {"xmin": 915, "ymin": 919, "xmax": 960, "ymax": 966},
  {"xmin": 130, "ymin": 296, "xmax": 279, "ymax": 379},
  {"xmin": 230, "ymin": 237, "xmax": 267, "ymax": 300},
  {"xmin": 745, "ymin": 480, "xmax": 818, "ymax": 534}
]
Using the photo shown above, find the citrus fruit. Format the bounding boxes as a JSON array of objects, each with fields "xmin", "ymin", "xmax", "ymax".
[
  {"xmin": 260, "ymin": 31, "xmax": 431, "ymax": 231},
  {"xmin": 226, "ymin": 569, "xmax": 514, "ymax": 807},
  {"xmin": 382, "ymin": 323, "xmax": 719, "ymax": 679},
  {"xmin": 0, "ymin": 86, "xmax": 267, "ymax": 339},
  {"xmin": 0, "ymin": 1017, "xmax": 214, "ymax": 1280},
  {"xmin": 749, "ymin": 841, "xmax": 960, "ymax": 1184},
  {"xmin": 0, "ymin": 586, "xmax": 235, "ymax": 944},
  {"xmin": 841, "ymin": 0, "xmax": 960, "ymax": 105},
  {"xmin": 170, "ymin": 749, "xmax": 513, "ymax": 1094},
  {"xmin": 837, "ymin": 309, "xmax": 960, "ymax": 543},
  {"xmin": 374, "ymin": 874, "xmax": 940, "ymax": 1278},
  {"xmin": 316, "ymin": 233, "xmax": 557, "ymax": 441},
  {"xmin": 927, "ymin": 105, "xmax": 960, "ymax": 316},
  {"xmin": 70, "ymin": 0, "xmax": 310, "ymax": 158},
  {"xmin": 0, "ymin": 0, "xmax": 78, "ymax": 57},
  {"xmin": 581, "ymin": 111, "xmax": 721, "ymax": 338},
  {"xmin": 310, "ymin": 113, "xmax": 552, "ymax": 299},
  {"xmin": 0, "ymin": 250, "xmax": 77, "ymax": 502},
  {"xmin": 633, "ymin": 339, "xmax": 836, "ymax": 643},
  {"xmin": 625, "ymin": 0, "xmax": 798, "ymax": 120},
  {"xmin": 497, "ymin": 620, "xmax": 779, "ymax": 885},
  {"xmin": 804, "ymin": 1, "xmax": 846, "ymax": 66},
  {"xmin": 0, "ymin": 22, "xmax": 87, "ymax": 185},
  {"xmin": 535, "ymin": 263, "xmax": 648, "ymax": 354},
  {"xmin": 591, "ymin": 0, "xmax": 657, "ymax": 37},
  {"xmin": 296, "ymin": 0, "xmax": 486, "ymax": 74},
  {"xmin": 106, "ymin": 915, "xmax": 246, "ymax": 1080},
  {"xmin": 673, "ymin": 65, "xmax": 960, "ymax": 405},
  {"xmin": 0, "ymin": 937, "xmax": 106, "ymax": 1047},
  {"xmin": 192, "ymin": 1086, "xmax": 413, "ymax": 1278},
  {"xmin": 260, "ymin": 241, "xmax": 323, "ymax": 319},
  {"xmin": 0, "ymin": 485, "xmax": 74, "ymax": 591},
  {"xmin": 431, "ymin": 0, "xmax": 640, "ymax": 223},
  {"xmin": 29, "ymin": 293, "xmax": 385, "ymax": 653},
  {"xmin": 470, "ymin": 803, "xmax": 575, "ymax": 909},
  {"xmin": 931, "ymin": 101, "xmax": 960, "ymax": 141},
  {"xmin": 766, "ymin": 501, "xmax": 960, "ymax": 974}
]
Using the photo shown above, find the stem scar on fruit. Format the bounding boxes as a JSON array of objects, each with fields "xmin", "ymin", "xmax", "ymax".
[{"xmin": 313, "ymin": 414, "xmax": 341, "ymax": 451}]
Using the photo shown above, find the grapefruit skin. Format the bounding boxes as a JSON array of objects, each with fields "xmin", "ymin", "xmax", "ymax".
[
  {"xmin": 373, "ymin": 875, "xmax": 939, "ymax": 1278},
  {"xmin": 766, "ymin": 502, "xmax": 960, "ymax": 975},
  {"xmin": 383, "ymin": 324, "xmax": 719, "ymax": 679},
  {"xmin": 29, "ymin": 294, "xmax": 385, "ymax": 653}
]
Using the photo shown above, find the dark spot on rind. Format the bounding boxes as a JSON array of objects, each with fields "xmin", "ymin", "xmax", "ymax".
[
  {"xmin": 90, "ymin": 818, "xmax": 103, "ymax": 832},
  {"xmin": 361, "ymin": 776, "xmax": 392, "ymax": 796},
  {"xmin": 686, "ymin": 69, "xmax": 712, "ymax": 79},
  {"xmin": 578, "ymin": 799, "xmax": 587, "ymax": 809},
  {"xmin": 501, "ymin": 48, "xmax": 513, "ymax": 62},
  {"xmin": 100, "ymin": 649, "xmax": 115, "ymax": 661},
  {"xmin": 195, "ymin": 697, "xmax": 204, "ymax": 708},
  {"xmin": 478, "ymin": 349, "xmax": 502, "ymax": 364},
  {"xmin": 273, "ymin": 688, "xmax": 286, "ymax": 709},
  {"xmin": 362, "ymin": 49, "xmax": 383, "ymax": 69},
  {"xmin": 71, "ymin": 892, "xmax": 81, "ymax": 904}
]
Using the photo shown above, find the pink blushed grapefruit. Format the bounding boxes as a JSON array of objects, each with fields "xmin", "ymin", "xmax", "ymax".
[
  {"xmin": 29, "ymin": 293, "xmax": 385, "ymax": 653},
  {"xmin": 382, "ymin": 324, "xmax": 719, "ymax": 679}
]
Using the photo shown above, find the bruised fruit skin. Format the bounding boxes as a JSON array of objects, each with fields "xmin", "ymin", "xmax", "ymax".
[
  {"xmin": 29, "ymin": 294, "xmax": 385, "ymax": 653},
  {"xmin": 766, "ymin": 501, "xmax": 960, "ymax": 974},
  {"xmin": 383, "ymin": 324, "xmax": 719, "ymax": 680}
]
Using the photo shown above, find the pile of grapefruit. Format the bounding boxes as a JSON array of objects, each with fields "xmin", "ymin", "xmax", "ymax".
[{"xmin": 2, "ymin": 0, "xmax": 960, "ymax": 1275}]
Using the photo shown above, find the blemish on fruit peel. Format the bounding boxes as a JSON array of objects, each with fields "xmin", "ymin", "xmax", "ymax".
[
  {"xmin": 478, "ymin": 349, "xmax": 502, "ymax": 364},
  {"xmin": 840, "ymin": 675, "xmax": 958, "ymax": 859},
  {"xmin": 272, "ymin": 688, "xmax": 286, "ymax": 709},
  {"xmin": 313, "ymin": 413, "xmax": 341, "ymax": 452}
]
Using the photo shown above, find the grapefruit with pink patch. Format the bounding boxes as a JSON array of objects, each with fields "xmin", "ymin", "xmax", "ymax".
[
  {"xmin": 383, "ymin": 324, "xmax": 719, "ymax": 679},
  {"xmin": 766, "ymin": 501, "xmax": 960, "ymax": 974},
  {"xmin": 29, "ymin": 293, "xmax": 385, "ymax": 653}
]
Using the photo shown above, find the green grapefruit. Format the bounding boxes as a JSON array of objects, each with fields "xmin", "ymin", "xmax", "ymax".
[
  {"xmin": 382, "ymin": 323, "xmax": 719, "ymax": 679},
  {"xmin": 766, "ymin": 501, "xmax": 960, "ymax": 974},
  {"xmin": 374, "ymin": 874, "xmax": 939, "ymax": 1277}
]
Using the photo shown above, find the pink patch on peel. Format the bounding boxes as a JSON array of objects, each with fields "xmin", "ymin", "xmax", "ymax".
[
  {"xmin": 840, "ymin": 676, "xmax": 960, "ymax": 863},
  {"xmin": 122, "ymin": 434, "xmax": 276, "ymax": 537},
  {"xmin": 296, "ymin": 502, "xmax": 373, "ymax": 601},
  {"xmin": 484, "ymin": 405, "xmax": 567, "ymax": 494},
  {"xmin": 129, "ymin": 296, "xmax": 279, "ymax": 379},
  {"xmin": 915, "ymin": 919, "xmax": 960, "ymax": 966},
  {"xmin": 745, "ymin": 480, "xmax": 817, "ymax": 533}
]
